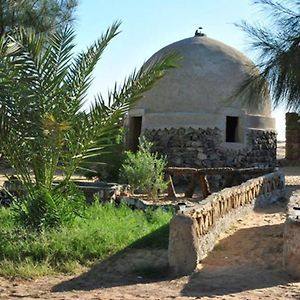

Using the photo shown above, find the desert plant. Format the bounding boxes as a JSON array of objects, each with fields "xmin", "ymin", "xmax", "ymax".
[
  {"xmin": 0, "ymin": 24, "xmax": 178, "ymax": 199},
  {"xmin": 13, "ymin": 183, "xmax": 85, "ymax": 230},
  {"xmin": 121, "ymin": 139, "xmax": 168, "ymax": 198},
  {"xmin": 79, "ymin": 127, "xmax": 126, "ymax": 182}
]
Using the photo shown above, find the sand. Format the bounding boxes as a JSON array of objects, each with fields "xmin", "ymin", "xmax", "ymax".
[{"xmin": 1, "ymin": 164, "xmax": 300, "ymax": 299}]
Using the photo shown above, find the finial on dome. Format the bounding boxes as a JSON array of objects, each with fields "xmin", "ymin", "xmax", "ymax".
[{"xmin": 195, "ymin": 27, "xmax": 206, "ymax": 37}]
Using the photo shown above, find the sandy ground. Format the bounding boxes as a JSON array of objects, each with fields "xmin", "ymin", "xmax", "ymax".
[{"xmin": 1, "ymin": 157, "xmax": 300, "ymax": 299}]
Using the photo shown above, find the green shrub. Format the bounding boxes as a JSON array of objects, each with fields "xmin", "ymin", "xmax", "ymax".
[
  {"xmin": 121, "ymin": 139, "xmax": 168, "ymax": 198},
  {"xmin": 13, "ymin": 183, "xmax": 85, "ymax": 231}
]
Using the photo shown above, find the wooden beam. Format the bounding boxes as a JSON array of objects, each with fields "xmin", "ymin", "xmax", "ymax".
[
  {"xmin": 167, "ymin": 174, "xmax": 177, "ymax": 199},
  {"xmin": 166, "ymin": 167, "xmax": 275, "ymax": 176},
  {"xmin": 199, "ymin": 175, "xmax": 211, "ymax": 199}
]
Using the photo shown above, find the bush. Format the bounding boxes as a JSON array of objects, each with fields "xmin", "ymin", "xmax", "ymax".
[
  {"xmin": 13, "ymin": 183, "xmax": 85, "ymax": 231},
  {"xmin": 121, "ymin": 139, "xmax": 168, "ymax": 198}
]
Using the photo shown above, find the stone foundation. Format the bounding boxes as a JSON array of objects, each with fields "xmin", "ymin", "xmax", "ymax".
[
  {"xmin": 283, "ymin": 189, "xmax": 300, "ymax": 278},
  {"xmin": 168, "ymin": 171, "xmax": 285, "ymax": 275},
  {"xmin": 144, "ymin": 127, "xmax": 276, "ymax": 168}
]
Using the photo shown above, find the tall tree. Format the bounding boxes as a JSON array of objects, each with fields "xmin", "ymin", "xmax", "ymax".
[
  {"xmin": 0, "ymin": 0, "xmax": 78, "ymax": 35},
  {"xmin": 237, "ymin": 0, "xmax": 300, "ymax": 111}
]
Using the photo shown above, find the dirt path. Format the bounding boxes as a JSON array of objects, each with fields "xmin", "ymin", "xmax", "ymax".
[{"xmin": 0, "ymin": 168, "xmax": 300, "ymax": 300}]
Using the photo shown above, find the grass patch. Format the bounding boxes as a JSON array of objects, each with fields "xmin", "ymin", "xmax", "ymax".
[{"xmin": 0, "ymin": 204, "xmax": 173, "ymax": 278}]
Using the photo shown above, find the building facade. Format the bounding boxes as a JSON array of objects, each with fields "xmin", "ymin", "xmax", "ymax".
[{"xmin": 126, "ymin": 35, "xmax": 276, "ymax": 168}]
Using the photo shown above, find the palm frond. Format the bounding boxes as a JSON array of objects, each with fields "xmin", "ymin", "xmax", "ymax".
[
  {"xmin": 64, "ymin": 20, "xmax": 121, "ymax": 115},
  {"xmin": 235, "ymin": 1, "xmax": 300, "ymax": 111}
]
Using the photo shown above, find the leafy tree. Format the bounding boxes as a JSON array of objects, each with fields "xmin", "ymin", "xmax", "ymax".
[
  {"xmin": 0, "ymin": 23, "xmax": 177, "ymax": 197},
  {"xmin": 0, "ymin": 0, "xmax": 78, "ymax": 35},
  {"xmin": 237, "ymin": 0, "xmax": 300, "ymax": 111}
]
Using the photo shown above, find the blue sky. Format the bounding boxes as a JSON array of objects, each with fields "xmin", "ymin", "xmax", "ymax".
[{"xmin": 74, "ymin": 0, "xmax": 285, "ymax": 140}]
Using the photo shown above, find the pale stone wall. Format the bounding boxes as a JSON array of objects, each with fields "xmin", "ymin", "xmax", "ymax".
[
  {"xmin": 283, "ymin": 189, "xmax": 300, "ymax": 278},
  {"xmin": 168, "ymin": 171, "xmax": 285, "ymax": 275}
]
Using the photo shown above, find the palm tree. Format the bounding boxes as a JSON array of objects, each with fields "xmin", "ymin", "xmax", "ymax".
[
  {"xmin": 0, "ymin": 22, "xmax": 177, "ymax": 195},
  {"xmin": 237, "ymin": 0, "xmax": 300, "ymax": 112},
  {"xmin": 0, "ymin": 0, "xmax": 78, "ymax": 35}
]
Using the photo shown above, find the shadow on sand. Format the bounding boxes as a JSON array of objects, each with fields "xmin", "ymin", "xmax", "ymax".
[
  {"xmin": 180, "ymin": 222, "xmax": 298, "ymax": 297},
  {"xmin": 52, "ymin": 224, "xmax": 171, "ymax": 292}
]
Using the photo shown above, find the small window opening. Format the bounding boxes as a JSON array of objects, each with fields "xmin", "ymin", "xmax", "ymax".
[
  {"xmin": 128, "ymin": 116, "xmax": 142, "ymax": 152},
  {"xmin": 226, "ymin": 116, "xmax": 239, "ymax": 142}
]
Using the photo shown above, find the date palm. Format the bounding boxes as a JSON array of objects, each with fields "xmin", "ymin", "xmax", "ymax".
[
  {"xmin": 237, "ymin": 0, "xmax": 300, "ymax": 111},
  {"xmin": 0, "ymin": 23, "xmax": 177, "ymax": 195}
]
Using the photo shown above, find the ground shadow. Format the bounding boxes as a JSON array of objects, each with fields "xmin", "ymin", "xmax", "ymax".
[
  {"xmin": 285, "ymin": 184, "xmax": 300, "ymax": 198},
  {"xmin": 253, "ymin": 183, "xmax": 300, "ymax": 215},
  {"xmin": 181, "ymin": 223, "xmax": 299, "ymax": 298},
  {"xmin": 181, "ymin": 264, "xmax": 296, "ymax": 297},
  {"xmin": 52, "ymin": 224, "xmax": 171, "ymax": 292}
]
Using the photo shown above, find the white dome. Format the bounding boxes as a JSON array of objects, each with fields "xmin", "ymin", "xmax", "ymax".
[{"xmin": 136, "ymin": 36, "xmax": 271, "ymax": 116}]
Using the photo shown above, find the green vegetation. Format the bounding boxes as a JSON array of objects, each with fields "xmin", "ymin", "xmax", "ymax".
[
  {"xmin": 0, "ymin": 26, "xmax": 175, "ymax": 195},
  {"xmin": 0, "ymin": 24, "xmax": 177, "ymax": 229},
  {"xmin": 0, "ymin": 204, "xmax": 173, "ymax": 278},
  {"xmin": 0, "ymin": 0, "xmax": 78, "ymax": 35},
  {"xmin": 80, "ymin": 127, "xmax": 126, "ymax": 182},
  {"xmin": 13, "ymin": 184, "xmax": 86, "ymax": 231},
  {"xmin": 121, "ymin": 139, "xmax": 168, "ymax": 198},
  {"xmin": 237, "ymin": 0, "xmax": 300, "ymax": 111},
  {"xmin": 0, "ymin": 9, "xmax": 177, "ymax": 280}
]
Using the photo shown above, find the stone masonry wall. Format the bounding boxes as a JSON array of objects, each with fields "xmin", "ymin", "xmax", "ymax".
[
  {"xmin": 144, "ymin": 127, "xmax": 277, "ymax": 168},
  {"xmin": 286, "ymin": 113, "xmax": 300, "ymax": 160},
  {"xmin": 168, "ymin": 171, "xmax": 285, "ymax": 275},
  {"xmin": 283, "ymin": 189, "xmax": 300, "ymax": 278}
]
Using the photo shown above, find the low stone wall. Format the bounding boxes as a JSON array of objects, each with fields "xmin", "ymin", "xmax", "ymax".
[
  {"xmin": 168, "ymin": 171, "xmax": 285, "ymax": 275},
  {"xmin": 283, "ymin": 189, "xmax": 300, "ymax": 278}
]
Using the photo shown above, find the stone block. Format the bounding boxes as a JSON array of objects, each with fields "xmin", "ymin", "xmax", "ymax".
[{"xmin": 168, "ymin": 214, "xmax": 198, "ymax": 275}]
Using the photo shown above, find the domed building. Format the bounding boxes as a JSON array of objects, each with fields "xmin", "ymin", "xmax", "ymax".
[{"xmin": 126, "ymin": 33, "xmax": 276, "ymax": 168}]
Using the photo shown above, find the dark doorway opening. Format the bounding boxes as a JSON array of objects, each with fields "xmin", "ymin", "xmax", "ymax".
[
  {"xmin": 226, "ymin": 116, "xmax": 239, "ymax": 142},
  {"xmin": 128, "ymin": 116, "xmax": 142, "ymax": 152}
]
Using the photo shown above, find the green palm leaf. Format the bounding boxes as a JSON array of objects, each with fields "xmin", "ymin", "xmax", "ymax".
[
  {"xmin": 236, "ymin": 0, "xmax": 300, "ymax": 111},
  {"xmin": 0, "ymin": 23, "xmax": 179, "ymax": 192}
]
